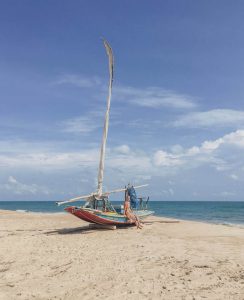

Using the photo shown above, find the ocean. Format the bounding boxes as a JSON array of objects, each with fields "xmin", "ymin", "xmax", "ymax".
[{"xmin": 0, "ymin": 201, "xmax": 243, "ymax": 227}]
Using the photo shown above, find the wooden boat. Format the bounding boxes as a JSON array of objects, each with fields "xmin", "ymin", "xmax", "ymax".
[
  {"xmin": 64, "ymin": 206, "xmax": 153, "ymax": 226},
  {"xmin": 57, "ymin": 39, "xmax": 154, "ymax": 226}
]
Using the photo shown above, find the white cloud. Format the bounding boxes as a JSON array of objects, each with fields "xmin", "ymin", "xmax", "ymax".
[
  {"xmin": 208, "ymin": 133, "xmax": 237, "ymax": 151},
  {"xmin": 1, "ymin": 129, "xmax": 244, "ymax": 200},
  {"xmin": 54, "ymin": 74, "xmax": 101, "ymax": 88},
  {"xmin": 108, "ymin": 150, "xmax": 151, "ymax": 173},
  {"xmin": 61, "ymin": 116, "xmax": 100, "ymax": 134},
  {"xmin": 0, "ymin": 140, "xmax": 149, "ymax": 176},
  {"xmin": 153, "ymin": 130, "xmax": 244, "ymax": 171},
  {"xmin": 53, "ymin": 74, "xmax": 197, "ymax": 110},
  {"xmin": 0, "ymin": 139, "xmax": 100, "ymax": 170},
  {"xmin": 60, "ymin": 110, "xmax": 104, "ymax": 134},
  {"xmin": 187, "ymin": 130, "xmax": 244, "ymax": 154},
  {"xmin": 0, "ymin": 151, "xmax": 99, "ymax": 170},
  {"xmin": 114, "ymin": 86, "xmax": 197, "ymax": 109},
  {"xmin": 1, "ymin": 176, "xmax": 49, "ymax": 195},
  {"xmin": 114, "ymin": 144, "xmax": 130, "ymax": 154},
  {"xmin": 173, "ymin": 109, "xmax": 244, "ymax": 128},
  {"xmin": 153, "ymin": 150, "xmax": 183, "ymax": 167},
  {"xmin": 1, "ymin": 130, "xmax": 244, "ymax": 173}
]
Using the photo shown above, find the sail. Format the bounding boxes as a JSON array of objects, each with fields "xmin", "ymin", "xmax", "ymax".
[{"xmin": 97, "ymin": 39, "xmax": 114, "ymax": 196}]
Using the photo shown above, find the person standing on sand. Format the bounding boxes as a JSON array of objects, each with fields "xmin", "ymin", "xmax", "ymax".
[{"xmin": 124, "ymin": 190, "xmax": 143, "ymax": 229}]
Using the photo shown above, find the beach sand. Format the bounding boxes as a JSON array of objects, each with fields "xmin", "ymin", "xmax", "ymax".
[{"xmin": 0, "ymin": 210, "xmax": 244, "ymax": 300}]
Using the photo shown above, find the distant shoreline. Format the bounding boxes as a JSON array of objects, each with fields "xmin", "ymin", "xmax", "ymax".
[{"xmin": 0, "ymin": 208, "xmax": 243, "ymax": 229}]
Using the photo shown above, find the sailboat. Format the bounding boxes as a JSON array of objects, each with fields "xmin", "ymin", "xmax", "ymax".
[{"xmin": 56, "ymin": 39, "xmax": 154, "ymax": 226}]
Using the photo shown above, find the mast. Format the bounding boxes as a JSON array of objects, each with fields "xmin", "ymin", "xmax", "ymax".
[
  {"xmin": 97, "ymin": 39, "xmax": 114, "ymax": 197},
  {"xmin": 56, "ymin": 40, "xmax": 149, "ymax": 207}
]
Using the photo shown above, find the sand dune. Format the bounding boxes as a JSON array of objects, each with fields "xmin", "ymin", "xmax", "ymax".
[{"xmin": 0, "ymin": 210, "xmax": 244, "ymax": 299}]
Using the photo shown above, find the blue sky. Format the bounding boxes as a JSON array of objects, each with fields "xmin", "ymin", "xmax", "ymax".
[{"xmin": 1, "ymin": 1, "xmax": 244, "ymax": 201}]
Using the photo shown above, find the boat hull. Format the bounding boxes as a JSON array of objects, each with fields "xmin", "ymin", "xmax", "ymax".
[{"xmin": 65, "ymin": 206, "xmax": 154, "ymax": 226}]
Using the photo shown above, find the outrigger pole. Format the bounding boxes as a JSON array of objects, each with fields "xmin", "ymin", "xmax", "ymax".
[{"xmin": 56, "ymin": 184, "xmax": 148, "ymax": 206}]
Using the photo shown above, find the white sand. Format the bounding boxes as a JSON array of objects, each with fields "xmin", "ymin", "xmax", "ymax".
[{"xmin": 0, "ymin": 210, "xmax": 244, "ymax": 299}]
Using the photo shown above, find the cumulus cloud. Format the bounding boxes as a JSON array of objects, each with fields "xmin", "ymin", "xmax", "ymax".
[
  {"xmin": 0, "ymin": 140, "xmax": 148, "ymax": 174},
  {"xmin": 173, "ymin": 109, "xmax": 244, "ymax": 128},
  {"xmin": 1, "ymin": 130, "xmax": 244, "ymax": 200},
  {"xmin": 190, "ymin": 130, "xmax": 244, "ymax": 153},
  {"xmin": 153, "ymin": 130, "xmax": 244, "ymax": 171},
  {"xmin": 1, "ymin": 130, "xmax": 244, "ymax": 173},
  {"xmin": 153, "ymin": 150, "xmax": 183, "ymax": 167}
]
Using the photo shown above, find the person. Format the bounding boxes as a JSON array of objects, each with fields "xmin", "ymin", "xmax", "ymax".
[
  {"xmin": 124, "ymin": 190, "xmax": 143, "ymax": 229},
  {"xmin": 127, "ymin": 184, "xmax": 138, "ymax": 209}
]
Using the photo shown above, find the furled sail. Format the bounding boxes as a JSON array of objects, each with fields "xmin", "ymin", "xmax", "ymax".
[{"xmin": 97, "ymin": 39, "xmax": 114, "ymax": 197}]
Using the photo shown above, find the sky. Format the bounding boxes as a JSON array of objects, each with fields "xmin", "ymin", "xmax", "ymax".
[{"xmin": 1, "ymin": 1, "xmax": 244, "ymax": 201}]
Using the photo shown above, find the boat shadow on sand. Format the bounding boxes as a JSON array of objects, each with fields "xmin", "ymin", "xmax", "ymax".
[
  {"xmin": 44, "ymin": 224, "xmax": 135, "ymax": 235},
  {"xmin": 44, "ymin": 220, "xmax": 179, "ymax": 235},
  {"xmin": 45, "ymin": 226, "xmax": 98, "ymax": 235}
]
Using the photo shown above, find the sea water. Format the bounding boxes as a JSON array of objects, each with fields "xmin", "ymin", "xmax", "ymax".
[{"xmin": 0, "ymin": 201, "xmax": 243, "ymax": 227}]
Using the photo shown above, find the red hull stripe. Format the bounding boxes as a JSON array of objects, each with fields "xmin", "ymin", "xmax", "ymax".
[{"xmin": 65, "ymin": 207, "xmax": 134, "ymax": 226}]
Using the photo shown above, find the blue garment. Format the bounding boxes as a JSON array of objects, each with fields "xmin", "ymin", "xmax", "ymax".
[{"xmin": 127, "ymin": 186, "xmax": 138, "ymax": 209}]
